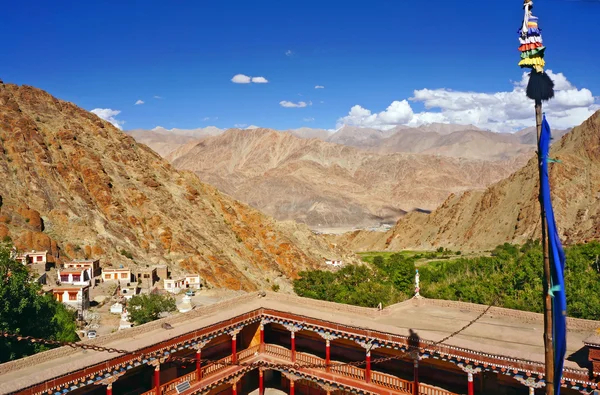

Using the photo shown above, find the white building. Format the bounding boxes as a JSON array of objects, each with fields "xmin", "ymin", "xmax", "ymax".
[
  {"xmin": 325, "ymin": 259, "xmax": 344, "ymax": 267},
  {"xmin": 102, "ymin": 267, "xmax": 132, "ymax": 283},
  {"xmin": 57, "ymin": 268, "xmax": 91, "ymax": 286},
  {"xmin": 15, "ymin": 250, "xmax": 48, "ymax": 265},
  {"xmin": 52, "ymin": 285, "xmax": 90, "ymax": 313},
  {"xmin": 164, "ymin": 274, "xmax": 201, "ymax": 294},
  {"xmin": 164, "ymin": 278, "xmax": 185, "ymax": 294}
]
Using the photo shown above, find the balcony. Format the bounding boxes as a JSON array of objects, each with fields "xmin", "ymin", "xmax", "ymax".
[{"xmin": 147, "ymin": 343, "xmax": 458, "ymax": 395}]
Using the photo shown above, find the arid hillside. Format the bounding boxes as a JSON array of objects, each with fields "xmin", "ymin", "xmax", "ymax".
[
  {"xmin": 168, "ymin": 128, "xmax": 528, "ymax": 228},
  {"xmin": 334, "ymin": 111, "xmax": 600, "ymax": 251},
  {"xmin": 0, "ymin": 82, "xmax": 356, "ymax": 291}
]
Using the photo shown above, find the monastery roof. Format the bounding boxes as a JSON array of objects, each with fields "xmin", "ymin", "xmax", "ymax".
[
  {"xmin": 584, "ymin": 331, "xmax": 600, "ymax": 346},
  {"xmin": 0, "ymin": 293, "xmax": 597, "ymax": 393}
]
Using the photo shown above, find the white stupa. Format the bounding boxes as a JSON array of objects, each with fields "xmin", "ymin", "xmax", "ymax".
[{"xmin": 178, "ymin": 295, "xmax": 194, "ymax": 313}]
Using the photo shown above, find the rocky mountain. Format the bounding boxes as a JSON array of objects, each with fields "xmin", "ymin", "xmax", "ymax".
[
  {"xmin": 168, "ymin": 128, "xmax": 528, "ymax": 229},
  {"xmin": 372, "ymin": 128, "xmax": 535, "ymax": 160},
  {"xmin": 0, "ymin": 82, "xmax": 356, "ymax": 291},
  {"xmin": 127, "ymin": 126, "xmax": 223, "ymax": 157},
  {"xmin": 514, "ymin": 126, "xmax": 571, "ymax": 145},
  {"xmin": 286, "ymin": 127, "xmax": 331, "ymax": 140},
  {"xmin": 334, "ymin": 111, "xmax": 598, "ymax": 252},
  {"xmin": 325, "ymin": 125, "xmax": 399, "ymax": 148}
]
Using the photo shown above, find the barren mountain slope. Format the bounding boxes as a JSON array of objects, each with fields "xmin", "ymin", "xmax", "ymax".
[
  {"xmin": 0, "ymin": 83, "xmax": 355, "ymax": 290},
  {"xmin": 170, "ymin": 128, "xmax": 528, "ymax": 228},
  {"xmin": 336, "ymin": 111, "xmax": 599, "ymax": 251}
]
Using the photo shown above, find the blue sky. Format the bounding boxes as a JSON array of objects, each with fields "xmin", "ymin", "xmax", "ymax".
[{"xmin": 2, "ymin": 0, "xmax": 599, "ymax": 132}]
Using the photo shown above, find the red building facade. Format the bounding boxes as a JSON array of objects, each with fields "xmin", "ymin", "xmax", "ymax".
[{"xmin": 0, "ymin": 293, "xmax": 599, "ymax": 395}]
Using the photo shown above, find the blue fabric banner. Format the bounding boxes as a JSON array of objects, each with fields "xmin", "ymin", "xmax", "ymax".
[{"xmin": 539, "ymin": 114, "xmax": 567, "ymax": 395}]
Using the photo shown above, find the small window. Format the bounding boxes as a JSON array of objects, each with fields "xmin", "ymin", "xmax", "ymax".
[
  {"xmin": 121, "ymin": 273, "xmax": 127, "ymax": 279},
  {"xmin": 37, "ymin": 256, "xmax": 43, "ymax": 262},
  {"xmin": 68, "ymin": 292, "xmax": 77, "ymax": 301}
]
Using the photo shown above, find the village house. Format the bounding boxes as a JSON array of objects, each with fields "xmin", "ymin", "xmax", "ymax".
[
  {"xmin": 134, "ymin": 267, "xmax": 158, "ymax": 288},
  {"xmin": 325, "ymin": 259, "xmax": 343, "ymax": 267},
  {"xmin": 64, "ymin": 259, "xmax": 101, "ymax": 277},
  {"xmin": 15, "ymin": 250, "xmax": 48, "ymax": 265},
  {"xmin": 163, "ymin": 277, "xmax": 185, "ymax": 294},
  {"xmin": 102, "ymin": 267, "xmax": 132, "ymax": 283},
  {"xmin": 57, "ymin": 268, "xmax": 91, "ymax": 286},
  {"xmin": 164, "ymin": 274, "xmax": 201, "ymax": 294},
  {"xmin": 184, "ymin": 274, "xmax": 201, "ymax": 289},
  {"xmin": 51, "ymin": 285, "xmax": 90, "ymax": 314}
]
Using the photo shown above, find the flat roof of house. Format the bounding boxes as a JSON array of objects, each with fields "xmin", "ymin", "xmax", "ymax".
[
  {"xmin": 59, "ymin": 269, "xmax": 86, "ymax": 274},
  {"xmin": 102, "ymin": 267, "xmax": 131, "ymax": 272},
  {"xmin": 0, "ymin": 293, "xmax": 597, "ymax": 393},
  {"xmin": 51, "ymin": 285, "xmax": 90, "ymax": 291},
  {"xmin": 66, "ymin": 259, "xmax": 99, "ymax": 263}
]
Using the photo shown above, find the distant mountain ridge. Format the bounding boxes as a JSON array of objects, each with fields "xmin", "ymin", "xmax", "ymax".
[
  {"xmin": 332, "ymin": 111, "xmax": 598, "ymax": 251},
  {"xmin": 129, "ymin": 123, "xmax": 565, "ymax": 161},
  {"xmin": 166, "ymin": 128, "xmax": 528, "ymax": 228}
]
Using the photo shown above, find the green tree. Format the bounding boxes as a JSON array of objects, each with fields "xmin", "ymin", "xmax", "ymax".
[
  {"xmin": 0, "ymin": 245, "xmax": 78, "ymax": 363},
  {"xmin": 387, "ymin": 254, "xmax": 416, "ymax": 294},
  {"xmin": 128, "ymin": 293, "xmax": 177, "ymax": 325}
]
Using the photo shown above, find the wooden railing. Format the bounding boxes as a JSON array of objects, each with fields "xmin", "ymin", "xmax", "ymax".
[
  {"xmin": 264, "ymin": 344, "xmax": 291, "ymax": 360},
  {"xmin": 202, "ymin": 354, "xmax": 232, "ymax": 377},
  {"xmin": 331, "ymin": 362, "xmax": 365, "ymax": 381},
  {"xmin": 162, "ymin": 371, "xmax": 197, "ymax": 395},
  {"xmin": 295, "ymin": 351, "xmax": 325, "ymax": 371},
  {"xmin": 238, "ymin": 344, "xmax": 260, "ymax": 361},
  {"xmin": 149, "ymin": 344, "xmax": 458, "ymax": 395},
  {"xmin": 371, "ymin": 371, "xmax": 413, "ymax": 393},
  {"xmin": 420, "ymin": 383, "xmax": 458, "ymax": 395}
]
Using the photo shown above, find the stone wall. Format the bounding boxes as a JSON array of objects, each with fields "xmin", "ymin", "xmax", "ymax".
[{"xmin": 416, "ymin": 298, "xmax": 599, "ymax": 331}]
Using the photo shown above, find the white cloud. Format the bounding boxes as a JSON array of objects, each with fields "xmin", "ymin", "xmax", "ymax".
[
  {"xmin": 153, "ymin": 95, "xmax": 162, "ymax": 99},
  {"xmin": 91, "ymin": 108, "xmax": 125, "ymax": 130},
  {"xmin": 232, "ymin": 74, "xmax": 252, "ymax": 84},
  {"xmin": 285, "ymin": 50, "xmax": 294, "ymax": 57},
  {"xmin": 135, "ymin": 100, "xmax": 144, "ymax": 105},
  {"xmin": 251, "ymin": 76, "xmax": 269, "ymax": 83},
  {"xmin": 232, "ymin": 74, "xmax": 269, "ymax": 84},
  {"xmin": 234, "ymin": 123, "xmax": 248, "ymax": 128},
  {"xmin": 203, "ymin": 117, "xmax": 211, "ymax": 121},
  {"xmin": 315, "ymin": 85, "xmax": 325, "ymax": 89},
  {"xmin": 303, "ymin": 117, "xmax": 315, "ymax": 122},
  {"xmin": 337, "ymin": 70, "xmax": 599, "ymax": 132},
  {"xmin": 280, "ymin": 101, "xmax": 309, "ymax": 108}
]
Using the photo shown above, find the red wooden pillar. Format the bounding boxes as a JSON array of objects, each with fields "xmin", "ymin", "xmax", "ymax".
[
  {"xmin": 325, "ymin": 339, "xmax": 331, "ymax": 372},
  {"xmin": 260, "ymin": 323, "xmax": 265, "ymax": 352},
  {"xmin": 154, "ymin": 364, "xmax": 160, "ymax": 395},
  {"xmin": 291, "ymin": 331, "xmax": 296, "ymax": 362},
  {"xmin": 106, "ymin": 384, "xmax": 113, "ymax": 395},
  {"xmin": 365, "ymin": 350, "xmax": 371, "ymax": 383},
  {"xmin": 468, "ymin": 372, "xmax": 474, "ymax": 395},
  {"xmin": 196, "ymin": 349, "xmax": 202, "ymax": 381},
  {"xmin": 231, "ymin": 333, "xmax": 238, "ymax": 364},
  {"xmin": 289, "ymin": 380, "xmax": 295, "ymax": 395},
  {"xmin": 232, "ymin": 380, "xmax": 237, "ymax": 395},
  {"xmin": 413, "ymin": 359, "xmax": 419, "ymax": 395},
  {"xmin": 259, "ymin": 369, "xmax": 265, "ymax": 395}
]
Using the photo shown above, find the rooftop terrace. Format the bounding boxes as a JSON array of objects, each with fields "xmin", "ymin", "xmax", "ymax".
[{"xmin": 0, "ymin": 293, "xmax": 597, "ymax": 394}]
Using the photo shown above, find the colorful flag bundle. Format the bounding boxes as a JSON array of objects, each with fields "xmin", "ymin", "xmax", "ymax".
[{"xmin": 519, "ymin": 0, "xmax": 554, "ymax": 102}]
